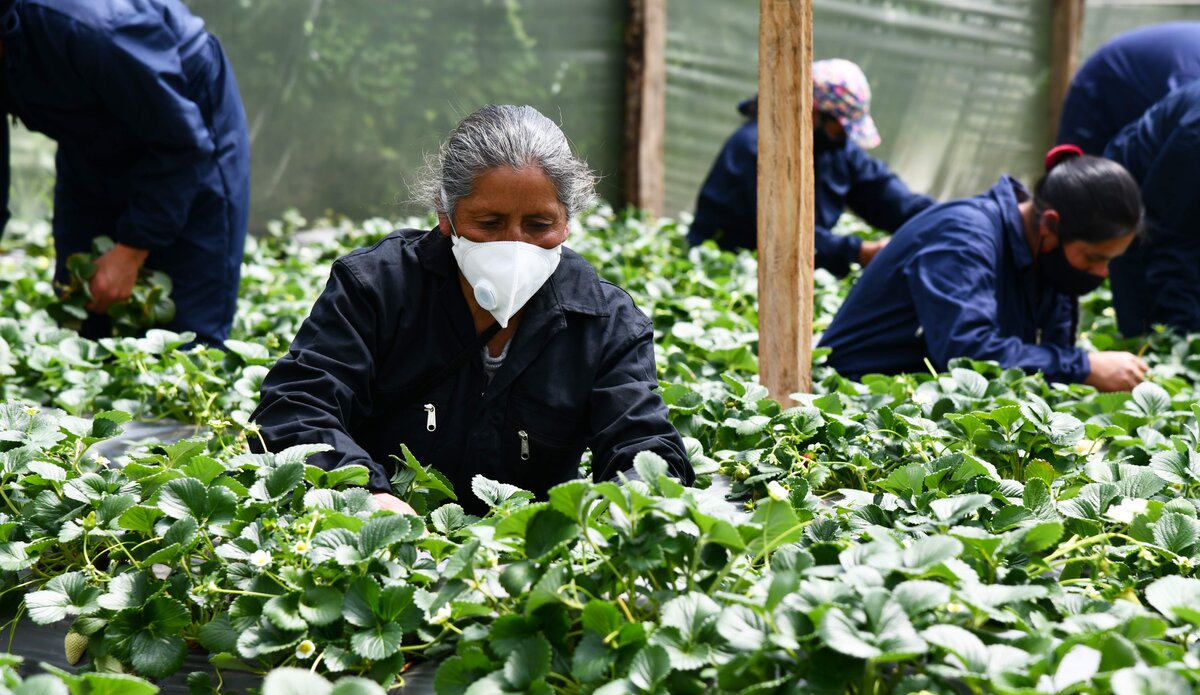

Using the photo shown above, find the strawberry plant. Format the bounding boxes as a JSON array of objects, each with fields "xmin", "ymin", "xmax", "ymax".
[
  {"xmin": 50, "ymin": 236, "xmax": 175, "ymax": 337},
  {"xmin": 0, "ymin": 206, "xmax": 1200, "ymax": 693}
]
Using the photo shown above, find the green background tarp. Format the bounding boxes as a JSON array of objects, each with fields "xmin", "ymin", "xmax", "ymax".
[
  {"xmin": 5, "ymin": 1, "xmax": 1200, "ymax": 228},
  {"xmin": 186, "ymin": 0, "xmax": 628, "ymax": 228},
  {"xmin": 666, "ymin": 0, "xmax": 1051, "ymax": 217},
  {"xmin": 1083, "ymin": 0, "xmax": 1200, "ymax": 55}
]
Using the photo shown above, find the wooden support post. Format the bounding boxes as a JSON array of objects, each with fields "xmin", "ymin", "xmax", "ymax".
[
  {"xmin": 1049, "ymin": 0, "xmax": 1085, "ymax": 143},
  {"xmin": 757, "ymin": 0, "xmax": 813, "ymax": 404},
  {"xmin": 622, "ymin": 0, "xmax": 667, "ymax": 216}
]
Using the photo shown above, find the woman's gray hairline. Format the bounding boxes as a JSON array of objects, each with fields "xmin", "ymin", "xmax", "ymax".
[
  {"xmin": 411, "ymin": 106, "xmax": 597, "ymax": 220},
  {"xmin": 432, "ymin": 160, "xmax": 592, "ymax": 220}
]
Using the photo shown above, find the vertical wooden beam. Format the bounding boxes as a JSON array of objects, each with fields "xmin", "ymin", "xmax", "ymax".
[
  {"xmin": 1049, "ymin": 0, "xmax": 1086, "ymax": 143},
  {"xmin": 757, "ymin": 0, "xmax": 813, "ymax": 404},
  {"xmin": 622, "ymin": 0, "xmax": 667, "ymax": 216}
]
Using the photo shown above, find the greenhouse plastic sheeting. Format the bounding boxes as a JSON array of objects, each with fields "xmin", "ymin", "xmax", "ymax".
[
  {"xmin": 665, "ymin": 0, "xmax": 1054, "ymax": 218},
  {"xmin": 12, "ymin": 1, "xmax": 1200, "ymax": 230},
  {"xmin": 185, "ymin": 0, "xmax": 626, "ymax": 227},
  {"xmin": 1081, "ymin": 1, "xmax": 1200, "ymax": 55}
]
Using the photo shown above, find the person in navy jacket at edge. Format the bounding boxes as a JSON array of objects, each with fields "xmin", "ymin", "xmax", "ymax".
[
  {"xmin": 1103, "ymin": 81, "xmax": 1200, "ymax": 337},
  {"xmin": 0, "ymin": 0, "xmax": 251, "ymax": 345},
  {"xmin": 1057, "ymin": 22, "xmax": 1200, "ymax": 157},
  {"xmin": 687, "ymin": 59, "xmax": 935, "ymax": 277},
  {"xmin": 251, "ymin": 105, "xmax": 693, "ymax": 517},
  {"xmin": 820, "ymin": 146, "xmax": 1149, "ymax": 393}
]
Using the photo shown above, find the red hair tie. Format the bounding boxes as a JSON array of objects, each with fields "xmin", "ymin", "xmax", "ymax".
[{"xmin": 1045, "ymin": 144, "xmax": 1083, "ymax": 172}]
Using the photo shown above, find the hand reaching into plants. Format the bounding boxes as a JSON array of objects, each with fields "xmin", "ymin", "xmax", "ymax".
[
  {"xmin": 1085, "ymin": 350, "xmax": 1149, "ymax": 392},
  {"xmin": 371, "ymin": 491, "xmax": 418, "ymax": 516},
  {"xmin": 52, "ymin": 236, "xmax": 174, "ymax": 336},
  {"xmin": 87, "ymin": 242, "xmax": 149, "ymax": 313},
  {"xmin": 858, "ymin": 237, "xmax": 888, "ymax": 266}
]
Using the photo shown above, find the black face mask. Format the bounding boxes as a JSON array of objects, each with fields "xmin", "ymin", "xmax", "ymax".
[
  {"xmin": 1036, "ymin": 245, "xmax": 1105, "ymax": 296},
  {"xmin": 813, "ymin": 116, "xmax": 847, "ymax": 154}
]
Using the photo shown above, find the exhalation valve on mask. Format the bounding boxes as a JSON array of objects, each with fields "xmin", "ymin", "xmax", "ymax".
[
  {"xmin": 444, "ymin": 211, "xmax": 562, "ymax": 327},
  {"xmin": 473, "ymin": 278, "xmax": 499, "ymax": 310}
]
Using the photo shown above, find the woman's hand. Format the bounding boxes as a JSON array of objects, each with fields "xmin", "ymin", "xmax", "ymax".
[
  {"xmin": 371, "ymin": 491, "xmax": 418, "ymax": 516},
  {"xmin": 88, "ymin": 243, "xmax": 149, "ymax": 313},
  {"xmin": 1084, "ymin": 351, "xmax": 1149, "ymax": 392},
  {"xmin": 858, "ymin": 238, "xmax": 889, "ymax": 267}
]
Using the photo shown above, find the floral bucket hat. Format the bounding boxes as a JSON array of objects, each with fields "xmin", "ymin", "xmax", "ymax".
[{"xmin": 813, "ymin": 58, "xmax": 881, "ymax": 149}]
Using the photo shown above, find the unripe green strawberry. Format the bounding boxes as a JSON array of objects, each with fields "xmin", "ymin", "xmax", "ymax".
[{"xmin": 64, "ymin": 631, "xmax": 88, "ymax": 665}]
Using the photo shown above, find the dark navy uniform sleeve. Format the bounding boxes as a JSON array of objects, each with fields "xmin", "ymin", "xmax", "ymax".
[
  {"xmin": 813, "ymin": 223, "xmax": 861, "ymax": 277},
  {"xmin": 1040, "ymin": 296, "xmax": 1082, "ymax": 354},
  {"xmin": 69, "ymin": 13, "xmax": 215, "ymax": 251},
  {"xmin": 905, "ymin": 218, "xmax": 1091, "ymax": 384},
  {"xmin": 252, "ymin": 261, "xmax": 394, "ymax": 492},
  {"xmin": 587, "ymin": 290, "xmax": 693, "ymax": 485},
  {"xmin": 1106, "ymin": 91, "xmax": 1200, "ymax": 332},
  {"xmin": 844, "ymin": 146, "xmax": 936, "ymax": 234},
  {"xmin": 813, "ymin": 146, "xmax": 934, "ymax": 277},
  {"xmin": 688, "ymin": 123, "xmax": 758, "ymax": 251},
  {"xmin": 1058, "ymin": 76, "xmax": 1113, "ymax": 156},
  {"xmin": 0, "ymin": 117, "xmax": 9, "ymax": 236},
  {"xmin": 1059, "ymin": 22, "xmax": 1200, "ymax": 155}
]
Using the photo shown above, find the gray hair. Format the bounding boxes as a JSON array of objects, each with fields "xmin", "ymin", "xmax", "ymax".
[{"xmin": 414, "ymin": 105, "xmax": 597, "ymax": 221}]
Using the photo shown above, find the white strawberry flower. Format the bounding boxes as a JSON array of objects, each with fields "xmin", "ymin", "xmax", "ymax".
[
  {"xmin": 295, "ymin": 640, "xmax": 316, "ymax": 660},
  {"xmin": 1104, "ymin": 498, "xmax": 1149, "ymax": 525},
  {"xmin": 250, "ymin": 549, "xmax": 272, "ymax": 568},
  {"xmin": 430, "ymin": 604, "xmax": 453, "ymax": 625}
]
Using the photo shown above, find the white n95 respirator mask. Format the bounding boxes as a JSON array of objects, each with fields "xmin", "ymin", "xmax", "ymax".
[{"xmin": 447, "ymin": 223, "xmax": 562, "ymax": 328}]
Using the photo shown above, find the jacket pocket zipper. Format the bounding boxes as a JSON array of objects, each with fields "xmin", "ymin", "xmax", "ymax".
[
  {"xmin": 424, "ymin": 404, "xmax": 437, "ymax": 432},
  {"xmin": 518, "ymin": 430, "xmax": 530, "ymax": 460}
]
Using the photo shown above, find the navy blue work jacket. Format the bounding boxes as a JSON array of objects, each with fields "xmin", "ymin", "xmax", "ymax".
[
  {"xmin": 0, "ymin": 0, "xmax": 250, "ymax": 344},
  {"xmin": 1058, "ymin": 22, "xmax": 1200, "ymax": 155},
  {"xmin": 687, "ymin": 115, "xmax": 934, "ymax": 276},
  {"xmin": 819, "ymin": 177, "xmax": 1091, "ymax": 384},
  {"xmin": 1104, "ymin": 81, "xmax": 1200, "ymax": 335},
  {"xmin": 251, "ymin": 229, "xmax": 693, "ymax": 514}
]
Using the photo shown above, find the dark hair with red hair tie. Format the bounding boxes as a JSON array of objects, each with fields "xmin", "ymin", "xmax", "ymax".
[
  {"xmin": 1033, "ymin": 145, "xmax": 1141, "ymax": 243},
  {"xmin": 1045, "ymin": 144, "xmax": 1084, "ymax": 172}
]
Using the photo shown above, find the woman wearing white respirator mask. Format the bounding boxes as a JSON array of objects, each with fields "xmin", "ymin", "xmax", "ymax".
[{"xmin": 251, "ymin": 105, "xmax": 693, "ymax": 516}]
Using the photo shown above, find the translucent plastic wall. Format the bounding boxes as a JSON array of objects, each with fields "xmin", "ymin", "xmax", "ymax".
[
  {"xmin": 6, "ymin": 127, "xmax": 55, "ymax": 224},
  {"xmin": 663, "ymin": 2, "xmax": 759, "ymax": 219},
  {"xmin": 665, "ymin": 0, "xmax": 1053, "ymax": 218},
  {"xmin": 186, "ymin": 0, "xmax": 626, "ymax": 227},
  {"xmin": 9, "ymin": 1, "xmax": 1200, "ymax": 230},
  {"xmin": 1082, "ymin": 1, "xmax": 1200, "ymax": 55}
]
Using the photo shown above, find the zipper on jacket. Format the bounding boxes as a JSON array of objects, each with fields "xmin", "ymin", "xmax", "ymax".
[
  {"xmin": 424, "ymin": 404, "xmax": 437, "ymax": 432},
  {"xmin": 518, "ymin": 430, "xmax": 530, "ymax": 460}
]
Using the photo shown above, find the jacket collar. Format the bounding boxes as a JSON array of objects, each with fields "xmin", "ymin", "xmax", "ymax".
[
  {"xmin": 416, "ymin": 226, "xmax": 609, "ymax": 318},
  {"xmin": 993, "ymin": 176, "xmax": 1035, "ymax": 271},
  {"xmin": 413, "ymin": 226, "xmax": 610, "ymax": 404},
  {"xmin": 0, "ymin": 1, "xmax": 19, "ymax": 38}
]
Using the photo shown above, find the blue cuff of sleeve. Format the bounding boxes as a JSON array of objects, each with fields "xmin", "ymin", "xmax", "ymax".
[
  {"xmin": 1054, "ymin": 349, "xmax": 1092, "ymax": 385},
  {"xmin": 843, "ymin": 234, "xmax": 863, "ymax": 266},
  {"xmin": 113, "ymin": 215, "xmax": 169, "ymax": 252},
  {"xmin": 815, "ymin": 233, "xmax": 861, "ymax": 278},
  {"xmin": 1076, "ymin": 350, "xmax": 1092, "ymax": 385}
]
